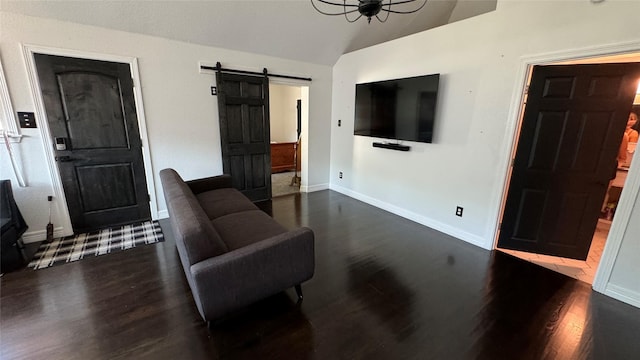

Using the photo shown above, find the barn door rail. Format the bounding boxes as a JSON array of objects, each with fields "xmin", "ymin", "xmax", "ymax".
[{"xmin": 200, "ymin": 62, "xmax": 312, "ymax": 82}]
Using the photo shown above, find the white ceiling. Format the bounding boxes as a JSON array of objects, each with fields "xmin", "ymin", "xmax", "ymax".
[{"xmin": 0, "ymin": 0, "xmax": 496, "ymax": 66}]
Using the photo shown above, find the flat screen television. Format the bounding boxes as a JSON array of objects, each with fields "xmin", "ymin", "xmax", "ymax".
[{"xmin": 354, "ymin": 74, "xmax": 440, "ymax": 143}]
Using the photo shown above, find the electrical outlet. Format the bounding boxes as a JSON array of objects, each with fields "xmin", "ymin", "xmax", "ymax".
[
  {"xmin": 339, "ymin": 171, "xmax": 343, "ymax": 179},
  {"xmin": 456, "ymin": 206, "xmax": 463, "ymax": 217}
]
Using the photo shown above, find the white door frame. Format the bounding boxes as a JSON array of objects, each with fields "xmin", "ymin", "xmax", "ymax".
[
  {"xmin": 489, "ymin": 40, "xmax": 640, "ymax": 297},
  {"xmin": 22, "ymin": 44, "xmax": 159, "ymax": 237},
  {"xmin": 268, "ymin": 79, "xmax": 310, "ymax": 193}
]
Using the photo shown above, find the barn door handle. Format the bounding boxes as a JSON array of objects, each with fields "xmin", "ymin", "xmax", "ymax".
[{"xmin": 56, "ymin": 156, "xmax": 74, "ymax": 162}]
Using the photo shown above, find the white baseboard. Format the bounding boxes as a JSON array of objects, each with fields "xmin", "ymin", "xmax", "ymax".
[
  {"xmin": 301, "ymin": 183, "xmax": 329, "ymax": 193},
  {"xmin": 604, "ymin": 284, "xmax": 640, "ymax": 309},
  {"xmin": 330, "ymin": 184, "xmax": 490, "ymax": 250},
  {"xmin": 157, "ymin": 209, "xmax": 169, "ymax": 219},
  {"xmin": 21, "ymin": 227, "xmax": 68, "ymax": 244}
]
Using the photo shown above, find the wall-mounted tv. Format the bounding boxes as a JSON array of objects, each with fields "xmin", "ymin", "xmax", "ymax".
[{"xmin": 354, "ymin": 74, "xmax": 440, "ymax": 143}]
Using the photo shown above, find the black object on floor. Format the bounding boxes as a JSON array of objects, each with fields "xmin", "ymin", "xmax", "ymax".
[
  {"xmin": 46, "ymin": 195, "xmax": 54, "ymax": 242},
  {"xmin": 1, "ymin": 179, "xmax": 28, "ymax": 273}
]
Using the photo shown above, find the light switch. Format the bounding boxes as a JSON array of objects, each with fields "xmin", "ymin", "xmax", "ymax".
[{"xmin": 17, "ymin": 112, "xmax": 37, "ymax": 128}]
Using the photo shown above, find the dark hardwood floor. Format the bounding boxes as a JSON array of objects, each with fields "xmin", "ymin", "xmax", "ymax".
[{"xmin": 2, "ymin": 190, "xmax": 639, "ymax": 359}]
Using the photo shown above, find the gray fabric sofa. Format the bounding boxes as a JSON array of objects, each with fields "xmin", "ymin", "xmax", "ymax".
[{"xmin": 159, "ymin": 168, "xmax": 315, "ymax": 322}]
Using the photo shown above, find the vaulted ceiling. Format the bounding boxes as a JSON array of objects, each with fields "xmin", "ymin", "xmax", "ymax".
[{"xmin": 1, "ymin": 0, "xmax": 496, "ymax": 66}]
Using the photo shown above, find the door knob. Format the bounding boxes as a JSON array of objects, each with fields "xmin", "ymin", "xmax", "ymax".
[{"xmin": 56, "ymin": 156, "xmax": 74, "ymax": 162}]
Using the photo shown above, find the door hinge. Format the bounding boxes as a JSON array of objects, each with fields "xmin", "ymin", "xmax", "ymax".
[
  {"xmin": 511, "ymin": 158, "xmax": 515, "ymax": 167},
  {"xmin": 147, "ymin": 193, "xmax": 151, "ymax": 202},
  {"xmin": 524, "ymin": 85, "xmax": 529, "ymax": 95}
]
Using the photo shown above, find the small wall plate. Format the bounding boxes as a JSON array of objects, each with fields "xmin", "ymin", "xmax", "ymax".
[{"xmin": 17, "ymin": 112, "xmax": 37, "ymax": 128}]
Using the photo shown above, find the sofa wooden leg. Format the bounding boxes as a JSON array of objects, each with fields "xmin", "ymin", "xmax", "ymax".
[{"xmin": 295, "ymin": 284, "xmax": 303, "ymax": 302}]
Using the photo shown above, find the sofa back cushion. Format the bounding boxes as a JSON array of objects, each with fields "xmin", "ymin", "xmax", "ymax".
[{"xmin": 160, "ymin": 169, "xmax": 228, "ymax": 265}]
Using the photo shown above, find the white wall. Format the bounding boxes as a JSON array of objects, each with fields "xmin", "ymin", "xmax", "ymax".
[
  {"xmin": 608, "ymin": 188, "xmax": 640, "ymax": 302},
  {"xmin": 0, "ymin": 11, "xmax": 332, "ymax": 241},
  {"xmin": 330, "ymin": 0, "xmax": 640, "ymax": 305},
  {"xmin": 269, "ymin": 83, "xmax": 300, "ymax": 143}
]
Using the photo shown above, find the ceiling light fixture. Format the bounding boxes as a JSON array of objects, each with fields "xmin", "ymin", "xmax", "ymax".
[{"xmin": 311, "ymin": 0, "xmax": 428, "ymax": 24}]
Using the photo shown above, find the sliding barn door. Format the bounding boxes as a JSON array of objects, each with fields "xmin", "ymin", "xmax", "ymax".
[{"xmin": 216, "ymin": 72, "xmax": 272, "ymax": 202}]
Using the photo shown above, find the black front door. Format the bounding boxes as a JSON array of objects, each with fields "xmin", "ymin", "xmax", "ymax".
[
  {"xmin": 498, "ymin": 63, "xmax": 640, "ymax": 260},
  {"xmin": 216, "ymin": 72, "xmax": 272, "ymax": 201},
  {"xmin": 35, "ymin": 54, "xmax": 151, "ymax": 233}
]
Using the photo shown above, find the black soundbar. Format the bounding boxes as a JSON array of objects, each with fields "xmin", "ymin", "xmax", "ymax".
[{"xmin": 372, "ymin": 142, "xmax": 410, "ymax": 152}]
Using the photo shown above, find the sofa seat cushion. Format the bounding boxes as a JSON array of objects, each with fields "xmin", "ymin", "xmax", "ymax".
[
  {"xmin": 197, "ymin": 188, "xmax": 258, "ymax": 220},
  {"xmin": 212, "ymin": 210, "xmax": 288, "ymax": 251}
]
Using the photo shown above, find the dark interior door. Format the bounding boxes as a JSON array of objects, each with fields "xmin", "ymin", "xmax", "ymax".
[
  {"xmin": 216, "ymin": 72, "xmax": 272, "ymax": 201},
  {"xmin": 498, "ymin": 63, "xmax": 640, "ymax": 260},
  {"xmin": 35, "ymin": 54, "xmax": 151, "ymax": 233}
]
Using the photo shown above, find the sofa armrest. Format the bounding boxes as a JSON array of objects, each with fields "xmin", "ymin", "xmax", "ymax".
[
  {"xmin": 190, "ymin": 227, "xmax": 315, "ymax": 320},
  {"xmin": 186, "ymin": 174, "xmax": 232, "ymax": 194}
]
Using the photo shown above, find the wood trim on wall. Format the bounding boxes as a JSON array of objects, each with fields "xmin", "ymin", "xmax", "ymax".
[{"xmin": 0, "ymin": 57, "xmax": 22, "ymax": 140}]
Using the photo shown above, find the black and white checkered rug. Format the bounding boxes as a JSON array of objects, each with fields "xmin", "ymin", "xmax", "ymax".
[{"xmin": 28, "ymin": 220, "xmax": 164, "ymax": 270}]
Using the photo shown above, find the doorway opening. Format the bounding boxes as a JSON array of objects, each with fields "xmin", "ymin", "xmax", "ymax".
[
  {"xmin": 269, "ymin": 83, "xmax": 308, "ymax": 197},
  {"xmin": 496, "ymin": 53, "xmax": 640, "ymax": 285}
]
